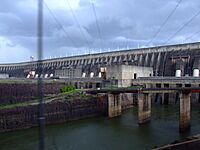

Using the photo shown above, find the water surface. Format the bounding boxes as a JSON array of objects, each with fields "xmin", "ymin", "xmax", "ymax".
[{"xmin": 0, "ymin": 105, "xmax": 200, "ymax": 150}]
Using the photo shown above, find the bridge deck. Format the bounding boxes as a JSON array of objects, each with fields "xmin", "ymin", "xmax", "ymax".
[
  {"xmin": 87, "ymin": 87, "xmax": 200, "ymax": 94},
  {"xmin": 133, "ymin": 77, "xmax": 200, "ymax": 84}
]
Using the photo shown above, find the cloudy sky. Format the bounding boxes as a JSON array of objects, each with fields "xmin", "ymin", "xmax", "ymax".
[{"xmin": 0, "ymin": 0, "xmax": 200, "ymax": 63}]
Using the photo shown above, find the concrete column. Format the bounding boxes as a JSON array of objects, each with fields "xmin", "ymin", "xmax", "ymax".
[
  {"xmin": 168, "ymin": 84, "xmax": 177, "ymax": 104},
  {"xmin": 160, "ymin": 84, "xmax": 164, "ymax": 105},
  {"xmin": 138, "ymin": 93, "xmax": 151, "ymax": 124},
  {"xmin": 108, "ymin": 93, "xmax": 122, "ymax": 118},
  {"xmin": 163, "ymin": 84, "xmax": 169, "ymax": 105},
  {"xmin": 84, "ymin": 82, "xmax": 87, "ymax": 89},
  {"xmin": 179, "ymin": 92, "xmax": 191, "ymax": 133},
  {"xmin": 121, "ymin": 93, "xmax": 134, "ymax": 110},
  {"xmin": 92, "ymin": 83, "xmax": 96, "ymax": 89},
  {"xmin": 77, "ymin": 82, "xmax": 81, "ymax": 89},
  {"xmin": 191, "ymin": 84, "xmax": 198, "ymax": 104}
]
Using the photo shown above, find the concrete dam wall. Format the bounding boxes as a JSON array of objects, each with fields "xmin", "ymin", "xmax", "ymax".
[{"xmin": 0, "ymin": 42, "xmax": 200, "ymax": 77}]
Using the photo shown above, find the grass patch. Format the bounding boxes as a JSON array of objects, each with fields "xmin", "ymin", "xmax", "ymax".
[{"xmin": 60, "ymin": 85, "xmax": 76, "ymax": 93}]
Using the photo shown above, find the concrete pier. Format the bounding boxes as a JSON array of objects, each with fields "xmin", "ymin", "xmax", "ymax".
[
  {"xmin": 87, "ymin": 83, "xmax": 200, "ymax": 133},
  {"xmin": 108, "ymin": 94, "xmax": 122, "ymax": 118},
  {"xmin": 179, "ymin": 91, "xmax": 191, "ymax": 132},
  {"xmin": 138, "ymin": 93, "xmax": 151, "ymax": 124}
]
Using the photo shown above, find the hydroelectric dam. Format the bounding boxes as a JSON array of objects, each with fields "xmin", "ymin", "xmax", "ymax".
[
  {"xmin": 1, "ymin": 42, "xmax": 200, "ymax": 149},
  {"xmin": 0, "ymin": 42, "xmax": 200, "ymax": 78}
]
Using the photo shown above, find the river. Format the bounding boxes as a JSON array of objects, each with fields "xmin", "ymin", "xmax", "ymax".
[{"xmin": 0, "ymin": 104, "xmax": 200, "ymax": 150}]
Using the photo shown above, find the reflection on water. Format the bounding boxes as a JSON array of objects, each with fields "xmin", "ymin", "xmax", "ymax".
[{"xmin": 0, "ymin": 105, "xmax": 200, "ymax": 150}]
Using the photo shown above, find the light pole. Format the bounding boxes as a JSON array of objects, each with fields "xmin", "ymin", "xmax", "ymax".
[{"xmin": 37, "ymin": 0, "xmax": 45, "ymax": 150}]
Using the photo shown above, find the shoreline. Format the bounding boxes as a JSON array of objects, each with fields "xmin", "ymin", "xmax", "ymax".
[{"xmin": 0, "ymin": 91, "xmax": 134, "ymax": 133}]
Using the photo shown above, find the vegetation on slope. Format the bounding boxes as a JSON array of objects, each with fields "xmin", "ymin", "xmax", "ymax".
[{"xmin": 0, "ymin": 88, "xmax": 93, "ymax": 110}]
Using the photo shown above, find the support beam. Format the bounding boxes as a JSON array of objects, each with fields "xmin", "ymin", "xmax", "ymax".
[
  {"xmin": 179, "ymin": 91, "xmax": 191, "ymax": 132},
  {"xmin": 108, "ymin": 94, "xmax": 122, "ymax": 118},
  {"xmin": 138, "ymin": 93, "xmax": 151, "ymax": 124}
]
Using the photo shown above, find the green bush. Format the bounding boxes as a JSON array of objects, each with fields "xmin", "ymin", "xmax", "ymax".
[{"xmin": 60, "ymin": 85, "xmax": 76, "ymax": 93}]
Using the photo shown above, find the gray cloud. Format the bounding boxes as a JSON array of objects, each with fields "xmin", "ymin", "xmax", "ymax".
[{"xmin": 0, "ymin": 0, "xmax": 200, "ymax": 63}]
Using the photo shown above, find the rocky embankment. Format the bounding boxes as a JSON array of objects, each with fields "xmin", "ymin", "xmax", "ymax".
[
  {"xmin": 0, "ymin": 91, "xmax": 134, "ymax": 133},
  {"xmin": 0, "ymin": 82, "xmax": 67, "ymax": 104},
  {"xmin": 0, "ymin": 79, "xmax": 134, "ymax": 133},
  {"xmin": 0, "ymin": 91, "xmax": 109, "ymax": 133}
]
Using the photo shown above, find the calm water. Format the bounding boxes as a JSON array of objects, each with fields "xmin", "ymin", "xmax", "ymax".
[{"xmin": 1, "ymin": 105, "xmax": 200, "ymax": 150}]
